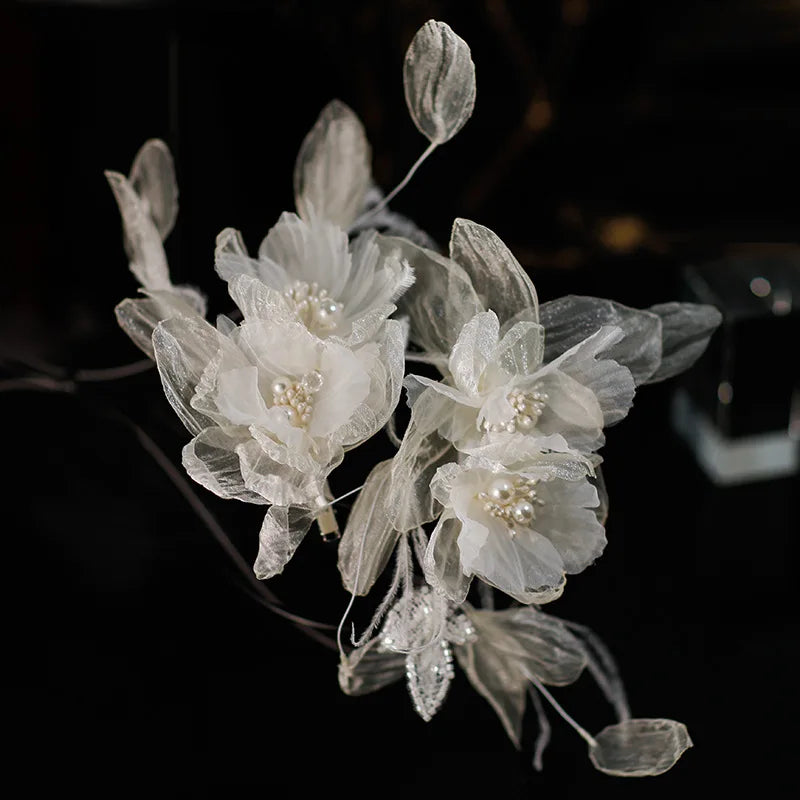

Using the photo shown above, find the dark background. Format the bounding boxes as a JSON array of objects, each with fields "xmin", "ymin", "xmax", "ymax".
[{"xmin": 3, "ymin": 0, "xmax": 799, "ymax": 796}]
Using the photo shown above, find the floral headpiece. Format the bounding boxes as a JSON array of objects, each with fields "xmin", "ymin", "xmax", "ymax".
[{"xmin": 106, "ymin": 20, "xmax": 720, "ymax": 777}]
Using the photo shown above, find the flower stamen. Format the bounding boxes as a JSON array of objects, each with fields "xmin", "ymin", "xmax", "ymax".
[
  {"xmin": 284, "ymin": 281, "xmax": 344, "ymax": 333},
  {"xmin": 480, "ymin": 386, "xmax": 549, "ymax": 434},
  {"xmin": 477, "ymin": 476, "xmax": 545, "ymax": 537},
  {"xmin": 271, "ymin": 370, "xmax": 324, "ymax": 428}
]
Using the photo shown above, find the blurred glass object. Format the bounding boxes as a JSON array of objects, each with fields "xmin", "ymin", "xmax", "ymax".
[{"xmin": 672, "ymin": 253, "xmax": 800, "ymax": 484}]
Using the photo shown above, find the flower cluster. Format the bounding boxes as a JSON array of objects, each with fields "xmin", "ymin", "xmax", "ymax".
[{"xmin": 108, "ymin": 19, "xmax": 720, "ymax": 777}]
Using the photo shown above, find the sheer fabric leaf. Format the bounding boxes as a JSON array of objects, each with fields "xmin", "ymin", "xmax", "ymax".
[
  {"xmin": 403, "ymin": 20, "xmax": 476, "ymax": 144},
  {"xmin": 253, "ymin": 505, "xmax": 314, "ymax": 580},
  {"xmin": 589, "ymin": 718, "xmax": 692, "ymax": 777},
  {"xmin": 338, "ymin": 459, "xmax": 401, "ymax": 596},
  {"xmin": 450, "ymin": 219, "xmax": 539, "ymax": 326},
  {"xmin": 128, "ymin": 138, "xmax": 179, "ymax": 241},
  {"xmin": 294, "ymin": 100, "xmax": 372, "ymax": 228}
]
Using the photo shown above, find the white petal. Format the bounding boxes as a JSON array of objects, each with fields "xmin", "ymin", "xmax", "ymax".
[
  {"xmin": 589, "ymin": 718, "xmax": 693, "ymax": 777},
  {"xmin": 338, "ymin": 460, "xmax": 401, "ymax": 596},
  {"xmin": 424, "ymin": 513, "xmax": 472, "ymax": 603},
  {"xmin": 258, "ymin": 210, "xmax": 351, "ymax": 300},
  {"xmin": 484, "ymin": 320, "xmax": 545, "ymax": 385},
  {"xmin": 226, "ymin": 274, "xmax": 293, "ymax": 323},
  {"xmin": 182, "ymin": 426, "xmax": 267, "ymax": 504},
  {"xmin": 448, "ymin": 311, "xmax": 499, "ymax": 396},
  {"xmin": 128, "ymin": 138, "xmax": 178, "ymax": 240},
  {"xmin": 115, "ymin": 291, "xmax": 201, "ymax": 359},
  {"xmin": 215, "ymin": 366, "xmax": 271, "ymax": 426},
  {"xmin": 294, "ymin": 100, "xmax": 371, "ymax": 229},
  {"xmin": 152, "ymin": 313, "xmax": 235, "ymax": 435},
  {"xmin": 544, "ymin": 324, "xmax": 636, "ymax": 426},
  {"xmin": 450, "ymin": 219, "xmax": 539, "ymax": 326},
  {"xmin": 647, "ymin": 301, "xmax": 722, "ymax": 383},
  {"xmin": 253, "ymin": 506, "xmax": 314, "ymax": 580},
  {"xmin": 403, "ymin": 20, "xmax": 476, "ymax": 144},
  {"xmin": 540, "ymin": 295, "xmax": 662, "ymax": 385}
]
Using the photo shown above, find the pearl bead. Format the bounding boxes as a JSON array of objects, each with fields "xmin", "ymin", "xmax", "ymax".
[
  {"xmin": 318, "ymin": 299, "xmax": 341, "ymax": 323},
  {"xmin": 283, "ymin": 407, "xmax": 300, "ymax": 426},
  {"xmin": 488, "ymin": 478, "xmax": 514, "ymax": 502},
  {"xmin": 516, "ymin": 413, "xmax": 534, "ymax": 431},
  {"xmin": 511, "ymin": 500, "xmax": 535, "ymax": 524},
  {"xmin": 271, "ymin": 377, "xmax": 289, "ymax": 395}
]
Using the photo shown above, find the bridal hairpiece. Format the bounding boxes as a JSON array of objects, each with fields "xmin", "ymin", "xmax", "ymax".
[{"xmin": 106, "ymin": 20, "xmax": 720, "ymax": 777}]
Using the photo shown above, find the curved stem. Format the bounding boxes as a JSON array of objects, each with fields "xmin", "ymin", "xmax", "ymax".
[
  {"xmin": 528, "ymin": 675, "xmax": 597, "ymax": 748},
  {"xmin": 353, "ymin": 141, "xmax": 438, "ymax": 228}
]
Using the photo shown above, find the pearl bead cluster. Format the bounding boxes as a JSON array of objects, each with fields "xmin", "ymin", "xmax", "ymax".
[
  {"xmin": 270, "ymin": 370, "xmax": 323, "ymax": 428},
  {"xmin": 480, "ymin": 386, "xmax": 549, "ymax": 434},
  {"xmin": 284, "ymin": 281, "xmax": 343, "ymax": 333},
  {"xmin": 477, "ymin": 475, "xmax": 545, "ymax": 536}
]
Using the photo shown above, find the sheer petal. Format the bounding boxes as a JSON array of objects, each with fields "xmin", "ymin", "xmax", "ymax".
[
  {"xmin": 423, "ymin": 513, "xmax": 472, "ymax": 603},
  {"xmin": 182, "ymin": 426, "xmax": 266, "ymax": 504},
  {"xmin": 258, "ymin": 210, "xmax": 351, "ymax": 300},
  {"xmin": 448, "ymin": 311, "xmax": 499, "ymax": 396},
  {"xmin": 253, "ymin": 505, "xmax": 314, "ymax": 580},
  {"xmin": 540, "ymin": 296, "xmax": 662, "ymax": 385}
]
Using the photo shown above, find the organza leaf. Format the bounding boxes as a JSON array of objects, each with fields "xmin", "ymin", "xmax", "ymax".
[
  {"xmin": 388, "ymin": 386, "xmax": 457, "ymax": 531},
  {"xmin": 407, "ymin": 641, "xmax": 455, "ymax": 722},
  {"xmin": 539, "ymin": 296, "xmax": 663, "ymax": 385},
  {"xmin": 338, "ymin": 459, "xmax": 401, "ymax": 596},
  {"xmin": 128, "ymin": 138, "xmax": 179, "ymax": 241},
  {"xmin": 646, "ymin": 302, "xmax": 722, "ymax": 383},
  {"xmin": 253, "ymin": 505, "xmax": 314, "ymax": 580},
  {"xmin": 378, "ymin": 234, "xmax": 482, "ymax": 359},
  {"xmin": 473, "ymin": 607, "xmax": 587, "ymax": 687},
  {"xmin": 455, "ymin": 633, "xmax": 527, "ymax": 749},
  {"xmin": 294, "ymin": 100, "xmax": 372, "ymax": 229},
  {"xmin": 105, "ymin": 170, "xmax": 170, "ymax": 291},
  {"xmin": 403, "ymin": 20, "xmax": 476, "ymax": 144},
  {"xmin": 589, "ymin": 718, "xmax": 692, "ymax": 777},
  {"xmin": 338, "ymin": 638, "xmax": 406, "ymax": 696},
  {"xmin": 450, "ymin": 219, "xmax": 539, "ymax": 326}
]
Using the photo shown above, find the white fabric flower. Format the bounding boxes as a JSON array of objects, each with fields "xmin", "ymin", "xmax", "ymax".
[
  {"xmin": 425, "ymin": 456, "xmax": 604, "ymax": 604},
  {"xmin": 149, "ymin": 279, "xmax": 405, "ymax": 576},
  {"xmin": 215, "ymin": 211, "xmax": 413, "ymax": 345},
  {"xmin": 407, "ymin": 310, "xmax": 636, "ymax": 457}
]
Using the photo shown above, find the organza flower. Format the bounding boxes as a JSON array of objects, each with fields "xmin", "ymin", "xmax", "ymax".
[
  {"xmin": 149, "ymin": 274, "xmax": 405, "ymax": 577},
  {"xmin": 425, "ymin": 455, "xmax": 604, "ymax": 604},
  {"xmin": 215, "ymin": 213, "xmax": 413, "ymax": 346},
  {"xmin": 406, "ymin": 309, "xmax": 636, "ymax": 457}
]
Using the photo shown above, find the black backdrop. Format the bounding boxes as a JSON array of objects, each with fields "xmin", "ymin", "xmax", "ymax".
[{"xmin": 3, "ymin": 1, "xmax": 799, "ymax": 796}]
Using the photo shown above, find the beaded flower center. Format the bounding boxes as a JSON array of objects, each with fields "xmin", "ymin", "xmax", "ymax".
[
  {"xmin": 477, "ymin": 476, "xmax": 545, "ymax": 537},
  {"xmin": 270, "ymin": 370, "xmax": 324, "ymax": 429},
  {"xmin": 480, "ymin": 386, "xmax": 549, "ymax": 434},
  {"xmin": 284, "ymin": 281, "xmax": 344, "ymax": 333}
]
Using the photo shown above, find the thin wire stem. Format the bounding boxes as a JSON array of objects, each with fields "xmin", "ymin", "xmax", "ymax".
[
  {"xmin": 528, "ymin": 675, "xmax": 597, "ymax": 748},
  {"xmin": 352, "ymin": 141, "xmax": 438, "ymax": 228}
]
